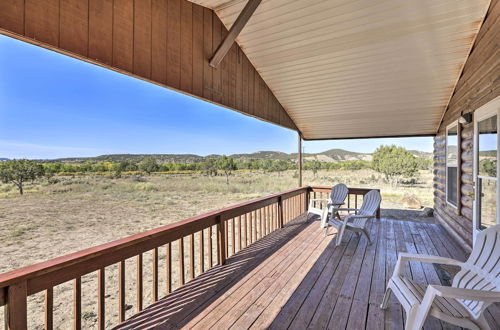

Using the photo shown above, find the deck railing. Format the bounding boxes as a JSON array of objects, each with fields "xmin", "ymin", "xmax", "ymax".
[{"xmin": 0, "ymin": 185, "xmax": 378, "ymax": 329}]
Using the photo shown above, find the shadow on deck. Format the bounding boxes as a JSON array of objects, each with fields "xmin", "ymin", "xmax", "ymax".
[{"xmin": 116, "ymin": 215, "xmax": 500, "ymax": 330}]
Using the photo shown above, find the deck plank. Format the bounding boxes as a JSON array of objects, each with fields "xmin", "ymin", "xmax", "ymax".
[
  {"xmin": 115, "ymin": 217, "xmax": 499, "ymax": 330},
  {"xmin": 346, "ymin": 221, "xmax": 381, "ymax": 330}
]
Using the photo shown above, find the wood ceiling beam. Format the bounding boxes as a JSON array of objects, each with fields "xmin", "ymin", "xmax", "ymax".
[{"xmin": 209, "ymin": 0, "xmax": 261, "ymax": 68}]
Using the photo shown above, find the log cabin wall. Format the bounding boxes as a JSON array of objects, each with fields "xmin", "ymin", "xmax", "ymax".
[
  {"xmin": 434, "ymin": 0, "xmax": 500, "ymax": 251},
  {"xmin": 0, "ymin": 0, "xmax": 297, "ymax": 131}
]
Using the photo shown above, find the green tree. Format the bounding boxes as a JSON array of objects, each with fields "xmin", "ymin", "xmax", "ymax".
[
  {"xmin": 0, "ymin": 159, "xmax": 45, "ymax": 195},
  {"xmin": 274, "ymin": 160, "xmax": 289, "ymax": 176},
  {"xmin": 216, "ymin": 156, "xmax": 237, "ymax": 184},
  {"xmin": 138, "ymin": 157, "xmax": 159, "ymax": 174},
  {"xmin": 372, "ymin": 145, "xmax": 418, "ymax": 186},
  {"xmin": 202, "ymin": 158, "xmax": 218, "ymax": 176},
  {"xmin": 310, "ymin": 160, "xmax": 321, "ymax": 177},
  {"xmin": 480, "ymin": 159, "xmax": 496, "ymax": 177}
]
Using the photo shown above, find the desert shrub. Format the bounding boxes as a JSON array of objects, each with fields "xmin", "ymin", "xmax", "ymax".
[
  {"xmin": 134, "ymin": 182, "xmax": 158, "ymax": 192},
  {"xmin": 0, "ymin": 184, "xmax": 12, "ymax": 192},
  {"xmin": 131, "ymin": 176, "xmax": 148, "ymax": 183}
]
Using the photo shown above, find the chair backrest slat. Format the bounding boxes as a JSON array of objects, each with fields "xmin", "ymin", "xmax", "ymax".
[
  {"xmin": 453, "ymin": 224, "xmax": 500, "ymax": 317},
  {"xmin": 359, "ymin": 190, "xmax": 381, "ymax": 217},
  {"xmin": 330, "ymin": 184, "xmax": 348, "ymax": 204}
]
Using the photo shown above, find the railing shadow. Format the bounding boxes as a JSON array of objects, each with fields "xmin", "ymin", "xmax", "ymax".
[{"xmin": 114, "ymin": 214, "xmax": 313, "ymax": 329}]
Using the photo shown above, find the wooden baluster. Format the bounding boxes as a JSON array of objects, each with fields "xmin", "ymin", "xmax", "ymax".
[
  {"xmin": 74, "ymin": 277, "xmax": 82, "ymax": 330},
  {"xmin": 253, "ymin": 210, "xmax": 257, "ymax": 242},
  {"xmin": 278, "ymin": 202, "xmax": 281, "ymax": 226},
  {"xmin": 153, "ymin": 248, "xmax": 159, "ymax": 302},
  {"xmin": 348, "ymin": 194, "xmax": 351, "ymax": 208},
  {"xmin": 179, "ymin": 238, "xmax": 185, "ymax": 285},
  {"xmin": 231, "ymin": 218, "xmax": 236, "ymax": 256},
  {"xmin": 224, "ymin": 220, "xmax": 229, "ymax": 257},
  {"xmin": 248, "ymin": 212, "xmax": 253, "ymax": 244},
  {"xmin": 355, "ymin": 195, "xmax": 358, "ymax": 214},
  {"xmin": 98, "ymin": 268, "xmax": 105, "ymax": 330},
  {"xmin": 272, "ymin": 205, "xmax": 276, "ymax": 232},
  {"xmin": 286, "ymin": 199, "xmax": 289, "ymax": 224},
  {"xmin": 217, "ymin": 216, "xmax": 226, "ymax": 265},
  {"xmin": 259, "ymin": 208, "xmax": 263, "ymax": 239},
  {"xmin": 208, "ymin": 226, "xmax": 213, "ymax": 268},
  {"xmin": 278, "ymin": 197, "xmax": 283, "ymax": 228},
  {"xmin": 190, "ymin": 234, "xmax": 195, "ymax": 280},
  {"xmin": 166, "ymin": 243, "xmax": 172, "ymax": 294},
  {"xmin": 262, "ymin": 207, "xmax": 267, "ymax": 235},
  {"xmin": 199, "ymin": 230, "xmax": 205, "ymax": 274},
  {"xmin": 45, "ymin": 287, "xmax": 53, "ymax": 330},
  {"xmin": 136, "ymin": 254, "xmax": 143, "ymax": 312},
  {"xmin": 238, "ymin": 216, "xmax": 242, "ymax": 252},
  {"xmin": 267, "ymin": 205, "xmax": 271, "ymax": 233},
  {"xmin": 119, "ymin": 261, "xmax": 126, "ymax": 323},
  {"xmin": 243, "ymin": 213, "xmax": 248, "ymax": 248},
  {"xmin": 5, "ymin": 281, "xmax": 28, "ymax": 330}
]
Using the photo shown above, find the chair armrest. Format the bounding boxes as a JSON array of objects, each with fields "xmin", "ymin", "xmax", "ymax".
[
  {"xmin": 336, "ymin": 208, "xmax": 358, "ymax": 212},
  {"xmin": 394, "ymin": 253, "xmax": 462, "ymax": 277},
  {"xmin": 345, "ymin": 214, "xmax": 374, "ymax": 220},
  {"xmin": 430, "ymin": 285, "xmax": 500, "ymax": 303}
]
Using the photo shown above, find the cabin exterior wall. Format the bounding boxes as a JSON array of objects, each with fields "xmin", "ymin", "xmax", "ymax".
[{"xmin": 433, "ymin": 0, "xmax": 500, "ymax": 250}]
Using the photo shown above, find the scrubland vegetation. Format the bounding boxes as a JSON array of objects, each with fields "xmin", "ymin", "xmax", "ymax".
[{"xmin": 0, "ymin": 145, "xmax": 433, "ymax": 328}]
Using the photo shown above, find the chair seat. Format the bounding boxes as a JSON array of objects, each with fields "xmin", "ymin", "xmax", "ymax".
[
  {"xmin": 391, "ymin": 276, "xmax": 471, "ymax": 319},
  {"xmin": 308, "ymin": 206, "xmax": 323, "ymax": 217}
]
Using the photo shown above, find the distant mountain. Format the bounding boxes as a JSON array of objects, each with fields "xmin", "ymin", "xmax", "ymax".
[
  {"xmin": 0, "ymin": 158, "xmax": 9, "ymax": 161},
  {"xmin": 40, "ymin": 148, "xmax": 432, "ymax": 164}
]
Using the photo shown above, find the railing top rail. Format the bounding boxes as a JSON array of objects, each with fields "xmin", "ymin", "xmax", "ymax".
[
  {"xmin": 309, "ymin": 185, "xmax": 380, "ymax": 193},
  {"xmin": 0, "ymin": 186, "xmax": 309, "ymax": 293}
]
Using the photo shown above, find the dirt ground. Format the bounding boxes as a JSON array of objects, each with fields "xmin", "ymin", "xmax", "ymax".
[{"xmin": 0, "ymin": 169, "xmax": 435, "ymax": 328}]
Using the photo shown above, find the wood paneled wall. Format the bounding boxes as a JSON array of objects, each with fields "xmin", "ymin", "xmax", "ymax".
[
  {"xmin": 0, "ymin": 0, "xmax": 297, "ymax": 131},
  {"xmin": 433, "ymin": 0, "xmax": 500, "ymax": 250}
]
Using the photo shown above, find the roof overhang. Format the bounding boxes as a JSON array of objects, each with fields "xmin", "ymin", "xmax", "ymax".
[{"xmin": 190, "ymin": 0, "xmax": 490, "ymax": 140}]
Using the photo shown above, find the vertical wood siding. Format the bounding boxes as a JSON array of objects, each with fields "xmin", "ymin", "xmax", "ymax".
[
  {"xmin": 0, "ymin": 0, "xmax": 297, "ymax": 131},
  {"xmin": 434, "ymin": 0, "xmax": 500, "ymax": 250}
]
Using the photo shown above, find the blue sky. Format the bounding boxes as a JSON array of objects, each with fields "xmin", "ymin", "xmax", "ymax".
[{"xmin": 0, "ymin": 35, "xmax": 433, "ymax": 159}]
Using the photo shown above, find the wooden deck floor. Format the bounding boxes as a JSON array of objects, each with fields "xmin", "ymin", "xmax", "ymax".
[{"xmin": 116, "ymin": 215, "xmax": 500, "ymax": 330}]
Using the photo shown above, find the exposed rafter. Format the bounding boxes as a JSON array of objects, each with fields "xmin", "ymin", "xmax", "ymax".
[{"xmin": 209, "ymin": 0, "xmax": 261, "ymax": 68}]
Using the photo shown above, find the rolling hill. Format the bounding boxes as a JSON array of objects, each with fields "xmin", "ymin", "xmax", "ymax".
[{"xmin": 37, "ymin": 148, "xmax": 432, "ymax": 164}]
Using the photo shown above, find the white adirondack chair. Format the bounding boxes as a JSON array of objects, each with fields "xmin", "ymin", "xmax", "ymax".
[
  {"xmin": 307, "ymin": 183, "xmax": 348, "ymax": 228},
  {"xmin": 325, "ymin": 189, "xmax": 381, "ymax": 246},
  {"xmin": 381, "ymin": 224, "xmax": 500, "ymax": 330}
]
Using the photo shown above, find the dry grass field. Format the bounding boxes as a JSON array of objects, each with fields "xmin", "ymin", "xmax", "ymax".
[{"xmin": 0, "ymin": 169, "xmax": 433, "ymax": 328}]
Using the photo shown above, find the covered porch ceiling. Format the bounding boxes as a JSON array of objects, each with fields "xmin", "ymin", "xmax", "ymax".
[
  {"xmin": 191, "ymin": 0, "xmax": 490, "ymax": 139},
  {"xmin": 0, "ymin": 0, "xmax": 491, "ymax": 140}
]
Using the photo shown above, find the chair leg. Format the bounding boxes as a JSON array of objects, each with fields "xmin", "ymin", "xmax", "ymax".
[
  {"xmin": 380, "ymin": 286, "xmax": 392, "ymax": 309},
  {"xmin": 362, "ymin": 228, "xmax": 372, "ymax": 244},
  {"xmin": 473, "ymin": 314, "xmax": 491, "ymax": 330},
  {"xmin": 336, "ymin": 225, "xmax": 346, "ymax": 246},
  {"xmin": 405, "ymin": 306, "xmax": 421, "ymax": 330}
]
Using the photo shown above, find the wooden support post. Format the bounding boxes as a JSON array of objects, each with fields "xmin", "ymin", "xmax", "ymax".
[
  {"xmin": 298, "ymin": 133, "xmax": 303, "ymax": 187},
  {"xmin": 209, "ymin": 0, "xmax": 261, "ymax": 67},
  {"xmin": 74, "ymin": 277, "xmax": 82, "ymax": 330},
  {"xmin": 457, "ymin": 123, "xmax": 463, "ymax": 215},
  {"xmin": 5, "ymin": 281, "xmax": 27, "ymax": 330},
  {"xmin": 217, "ymin": 216, "xmax": 226, "ymax": 265},
  {"xmin": 45, "ymin": 288, "xmax": 53, "ymax": 330}
]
